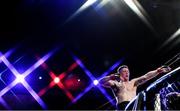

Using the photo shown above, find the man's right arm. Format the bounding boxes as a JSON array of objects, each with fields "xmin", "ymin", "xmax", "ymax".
[{"xmin": 99, "ymin": 74, "xmax": 118, "ymax": 88}]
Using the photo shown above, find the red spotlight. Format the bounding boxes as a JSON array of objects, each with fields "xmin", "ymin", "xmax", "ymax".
[
  {"xmin": 36, "ymin": 54, "xmax": 79, "ymax": 101},
  {"xmin": 54, "ymin": 77, "xmax": 60, "ymax": 84}
]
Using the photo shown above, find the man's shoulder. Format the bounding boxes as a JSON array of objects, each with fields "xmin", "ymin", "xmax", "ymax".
[
  {"xmin": 129, "ymin": 79, "xmax": 138, "ymax": 85},
  {"xmin": 130, "ymin": 78, "xmax": 136, "ymax": 82}
]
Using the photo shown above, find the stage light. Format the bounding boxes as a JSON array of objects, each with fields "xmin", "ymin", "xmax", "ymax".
[
  {"xmin": 78, "ymin": 79, "xmax": 81, "ymax": 82},
  {"xmin": 16, "ymin": 75, "xmax": 25, "ymax": 83},
  {"xmin": 123, "ymin": 0, "xmax": 154, "ymax": 31},
  {"xmin": 83, "ymin": 0, "xmax": 98, "ymax": 9},
  {"xmin": 65, "ymin": 0, "xmax": 98, "ymax": 23},
  {"xmin": 39, "ymin": 76, "xmax": 42, "ymax": 80},
  {"xmin": 158, "ymin": 28, "xmax": 180, "ymax": 51},
  {"xmin": 37, "ymin": 61, "xmax": 79, "ymax": 101},
  {"xmin": 167, "ymin": 83, "xmax": 172, "ymax": 88},
  {"xmin": 0, "ymin": 54, "xmax": 24, "ymax": 109},
  {"xmin": 0, "ymin": 50, "xmax": 55, "ymax": 109},
  {"xmin": 0, "ymin": 49, "xmax": 14, "ymax": 64},
  {"xmin": 66, "ymin": 0, "xmax": 153, "ymax": 33},
  {"xmin": 93, "ymin": 80, "xmax": 99, "ymax": 85},
  {"xmin": 0, "ymin": 97, "xmax": 10, "ymax": 109},
  {"xmin": 96, "ymin": 0, "xmax": 111, "ymax": 9},
  {"xmin": 54, "ymin": 77, "xmax": 60, "ymax": 84}
]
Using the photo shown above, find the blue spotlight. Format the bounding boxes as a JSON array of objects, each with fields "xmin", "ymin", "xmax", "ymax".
[
  {"xmin": 72, "ymin": 84, "xmax": 94, "ymax": 103},
  {"xmin": 0, "ymin": 55, "xmax": 24, "ymax": 109},
  {"xmin": 16, "ymin": 75, "xmax": 25, "ymax": 83},
  {"xmin": 0, "ymin": 97, "xmax": 10, "ymax": 110},
  {"xmin": 39, "ymin": 76, "xmax": 42, "ymax": 80},
  {"xmin": 0, "ymin": 50, "xmax": 56, "ymax": 109},
  {"xmin": 93, "ymin": 80, "xmax": 99, "ymax": 85}
]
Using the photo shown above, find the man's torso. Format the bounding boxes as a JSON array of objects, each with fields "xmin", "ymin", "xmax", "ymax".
[{"xmin": 111, "ymin": 80, "xmax": 137, "ymax": 104}]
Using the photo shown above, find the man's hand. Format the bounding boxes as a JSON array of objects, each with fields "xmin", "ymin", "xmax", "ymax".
[
  {"xmin": 157, "ymin": 66, "xmax": 171, "ymax": 74},
  {"xmin": 110, "ymin": 73, "xmax": 120, "ymax": 80}
]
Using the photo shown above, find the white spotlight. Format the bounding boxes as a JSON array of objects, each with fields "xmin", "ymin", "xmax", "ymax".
[
  {"xmin": 93, "ymin": 80, "xmax": 99, "ymax": 85},
  {"xmin": 65, "ymin": 0, "xmax": 98, "ymax": 23},
  {"xmin": 168, "ymin": 83, "xmax": 172, "ymax": 88},
  {"xmin": 54, "ymin": 77, "xmax": 60, "ymax": 84},
  {"xmin": 159, "ymin": 28, "xmax": 180, "ymax": 50},
  {"xmin": 16, "ymin": 75, "xmax": 25, "ymax": 83},
  {"xmin": 39, "ymin": 76, "xmax": 42, "ymax": 80}
]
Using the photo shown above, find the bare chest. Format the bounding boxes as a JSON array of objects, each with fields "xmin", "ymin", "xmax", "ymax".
[{"xmin": 115, "ymin": 81, "xmax": 136, "ymax": 91}]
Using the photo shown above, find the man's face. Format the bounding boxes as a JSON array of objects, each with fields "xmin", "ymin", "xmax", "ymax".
[{"xmin": 120, "ymin": 68, "xmax": 130, "ymax": 81}]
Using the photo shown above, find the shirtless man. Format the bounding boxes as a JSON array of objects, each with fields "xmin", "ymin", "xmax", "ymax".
[{"xmin": 99, "ymin": 65, "xmax": 171, "ymax": 110}]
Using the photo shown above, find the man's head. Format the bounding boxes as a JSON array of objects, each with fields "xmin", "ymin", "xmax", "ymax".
[{"xmin": 117, "ymin": 65, "xmax": 130, "ymax": 81}]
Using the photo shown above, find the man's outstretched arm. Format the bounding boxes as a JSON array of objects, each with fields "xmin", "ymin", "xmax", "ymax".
[{"xmin": 133, "ymin": 66, "xmax": 171, "ymax": 86}]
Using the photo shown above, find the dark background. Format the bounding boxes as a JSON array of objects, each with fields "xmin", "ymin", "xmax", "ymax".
[{"xmin": 0, "ymin": 0, "xmax": 179, "ymax": 110}]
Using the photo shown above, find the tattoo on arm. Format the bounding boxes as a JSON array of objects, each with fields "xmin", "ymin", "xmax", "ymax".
[
  {"xmin": 134, "ymin": 77, "xmax": 147, "ymax": 86},
  {"xmin": 134, "ymin": 70, "xmax": 159, "ymax": 86}
]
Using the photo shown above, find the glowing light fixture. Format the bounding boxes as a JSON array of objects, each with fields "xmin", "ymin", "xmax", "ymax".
[
  {"xmin": 16, "ymin": 75, "xmax": 25, "ymax": 83},
  {"xmin": 93, "ymin": 80, "xmax": 99, "ymax": 85},
  {"xmin": 0, "ymin": 50, "xmax": 55, "ymax": 109},
  {"xmin": 54, "ymin": 77, "xmax": 60, "ymax": 84}
]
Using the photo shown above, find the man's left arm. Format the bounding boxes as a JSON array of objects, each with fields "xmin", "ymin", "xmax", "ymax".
[{"xmin": 133, "ymin": 66, "xmax": 171, "ymax": 87}]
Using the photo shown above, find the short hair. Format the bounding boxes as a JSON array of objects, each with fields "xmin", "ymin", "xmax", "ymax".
[{"xmin": 117, "ymin": 65, "xmax": 128, "ymax": 74}]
